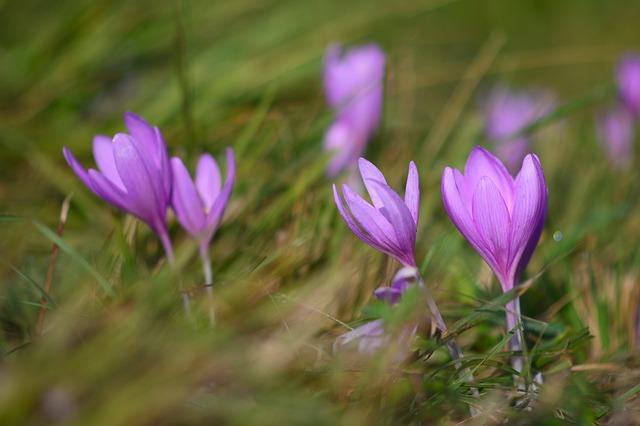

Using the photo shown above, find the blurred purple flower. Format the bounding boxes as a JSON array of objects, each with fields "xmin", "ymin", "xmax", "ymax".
[
  {"xmin": 482, "ymin": 85, "xmax": 555, "ymax": 173},
  {"xmin": 617, "ymin": 53, "xmax": 640, "ymax": 116},
  {"xmin": 170, "ymin": 148, "xmax": 236, "ymax": 256},
  {"xmin": 333, "ymin": 158, "xmax": 419, "ymax": 267},
  {"xmin": 441, "ymin": 146, "xmax": 547, "ymax": 371},
  {"xmin": 596, "ymin": 107, "xmax": 635, "ymax": 169},
  {"xmin": 374, "ymin": 265, "xmax": 415, "ymax": 304},
  {"xmin": 63, "ymin": 112, "xmax": 174, "ymax": 257},
  {"xmin": 334, "ymin": 267, "xmax": 418, "ymax": 359},
  {"xmin": 324, "ymin": 44, "xmax": 385, "ymax": 177}
]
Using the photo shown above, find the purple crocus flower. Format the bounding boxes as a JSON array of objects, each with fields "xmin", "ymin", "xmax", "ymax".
[
  {"xmin": 63, "ymin": 112, "xmax": 174, "ymax": 257},
  {"xmin": 324, "ymin": 44, "xmax": 385, "ymax": 177},
  {"xmin": 596, "ymin": 107, "xmax": 635, "ymax": 169},
  {"xmin": 333, "ymin": 158, "xmax": 419, "ymax": 267},
  {"xmin": 482, "ymin": 85, "xmax": 555, "ymax": 173},
  {"xmin": 170, "ymin": 148, "xmax": 236, "ymax": 260},
  {"xmin": 334, "ymin": 268, "xmax": 418, "ymax": 360},
  {"xmin": 616, "ymin": 53, "xmax": 640, "ymax": 116},
  {"xmin": 441, "ymin": 146, "xmax": 548, "ymax": 372}
]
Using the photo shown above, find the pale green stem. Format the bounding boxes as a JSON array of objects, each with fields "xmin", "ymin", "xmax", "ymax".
[{"xmin": 199, "ymin": 241, "xmax": 215, "ymax": 326}]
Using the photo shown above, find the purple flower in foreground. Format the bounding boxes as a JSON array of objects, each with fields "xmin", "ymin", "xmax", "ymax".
[
  {"xmin": 441, "ymin": 146, "xmax": 547, "ymax": 293},
  {"xmin": 333, "ymin": 158, "xmax": 419, "ymax": 267},
  {"xmin": 324, "ymin": 44, "xmax": 385, "ymax": 177},
  {"xmin": 597, "ymin": 107, "xmax": 635, "ymax": 169},
  {"xmin": 63, "ymin": 112, "xmax": 173, "ymax": 257},
  {"xmin": 170, "ymin": 148, "xmax": 236, "ymax": 257},
  {"xmin": 334, "ymin": 268, "xmax": 418, "ymax": 359},
  {"xmin": 482, "ymin": 85, "xmax": 555, "ymax": 173},
  {"xmin": 441, "ymin": 146, "xmax": 547, "ymax": 373},
  {"xmin": 617, "ymin": 53, "xmax": 640, "ymax": 116}
]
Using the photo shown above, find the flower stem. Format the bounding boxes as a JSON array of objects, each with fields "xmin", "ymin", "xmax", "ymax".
[
  {"xmin": 199, "ymin": 241, "xmax": 215, "ymax": 326},
  {"xmin": 505, "ymin": 297, "xmax": 525, "ymax": 383},
  {"xmin": 416, "ymin": 274, "xmax": 479, "ymax": 413},
  {"xmin": 159, "ymin": 231, "xmax": 191, "ymax": 318}
]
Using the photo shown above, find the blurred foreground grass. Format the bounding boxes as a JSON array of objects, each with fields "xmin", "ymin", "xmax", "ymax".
[{"xmin": 1, "ymin": 0, "xmax": 640, "ymax": 424}]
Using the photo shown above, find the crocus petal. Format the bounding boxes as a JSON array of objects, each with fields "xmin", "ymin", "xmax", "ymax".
[
  {"xmin": 472, "ymin": 177, "xmax": 511, "ymax": 286},
  {"xmin": 87, "ymin": 169, "xmax": 132, "ymax": 213},
  {"xmin": 509, "ymin": 154, "xmax": 547, "ymax": 282},
  {"xmin": 63, "ymin": 147, "xmax": 94, "ymax": 191},
  {"xmin": 195, "ymin": 153, "xmax": 222, "ymax": 211},
  {"xmin": 170, "ymin": 157, "xmax": 206, "ymax": 236},
  {"xmin": 112, "ymin": 134, "xmax": 165, "ymax": 229},
  {"xmin": 404, "ymin": 161, "xmax": 420, "ymax": 225},
  {"xmin": 441, "ymin": 167, "xmax": 485, "ymax": 255},
  {"xmin": 342, "ymin": 184, "xmax": 400, "ymax": 255},
  {"xmin": 324, "ymin": 120, "xmax": 362, "ymax": 177},
  {"xmin": 92, "ymin": 135, "xmax": 125, "ymax": 190},
  {"xmin": 204, "ymin": 148, "xmax": 235, "ymax": 236},
  {"xmin": 368, "ymin": 180, "xmax": 417, "ymax": 266},
  {"xmin": 124, "ymin": 112, "xmax": 163, "ymax": 166},
  {"xmin": 358, "ymin": 157, "xmax": 388, "ymax": 210},
  {"xmin": 617, "ymin": 54, "xmax": 640, "ymax": 115},
  {"xmin": 464, "ymin": 146, "xmax": 514, "ymax": 212},
  {"xmin": 332, "ymin": 184, "xmax": 378, "ymax": 247}
]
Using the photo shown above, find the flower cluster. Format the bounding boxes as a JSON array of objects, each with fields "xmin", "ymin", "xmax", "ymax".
[{"xmin": 64, "ymin": 112, "xmax": 235, "ymax": 286}]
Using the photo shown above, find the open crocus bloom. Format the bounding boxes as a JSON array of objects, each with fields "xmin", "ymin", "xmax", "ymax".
[
  {"xmin": 617, "ymin": 53, "xmax": 640, "ymax": 116},
  {"xmin": 63, "ymin": 112, "xmax": 173, "ymax": 255},
  {"xmin": 482, "ymin": 85, "xmax": 555, "ymax": 173},
  {"xmin": 597, "ymin": 107, "xmax": 635, "ymax": 169},
  {"xmin": 441, "ymin": 146, "xmax": 548, "ymax": 293},
  {"xmin": 333, "ymin": 158, "xmax": 419, "ymax": 267},
  {"xmin": 323, "ymin": 44, "xmax": 385, "ymax": 177},
  {"xmin": 170, "ymin": 148, "xmax": 235, "ymax": 253}
]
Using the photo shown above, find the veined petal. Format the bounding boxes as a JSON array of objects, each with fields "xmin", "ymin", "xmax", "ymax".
[
  {"xmin": 404, "ymin": 161, "xmax": 419, "ymax": 225},
  {"xmin": 124, "ymin": 112, "xmax": 159, "ymax": 160},
  {"xmin": 509, "ymin": 154, "xmax": 547, "ymax": 281},
  {"xmin": 113, "ymin": 134, "xmax": 165, "ymax": 229},
  {"xmin": 170, "ymin": 157, "xmax": 205, "ymax": 236},
  {"xmin": 92, "ymin": 135, "xmax": 125, "ymax": 190},
  {"xmin": 464, "ymin": 146, "xmax": 515, "ymax": 213},
  {"xmin": 472, "ymin": 177, "xmax": 511, "ymax": 285},
  {"xmin": 358, "ymin": 157, "xmax": 388, "ymax": 210},
  {"xmin": 333, "ymin": 184, "xmax": 378, "ymax": 247},
  {"xmin": 342, "ymin": 184, "xmax": 400, "ymax": 255},
  {"xmin": 368, "ymin": 180, "xmax": 416, "ymax": 266},
  {"xmin": 442, "ymin": 167, "xmax": 498, "ymax": 272},
  {"xmin": 195, "ymin": 153, "xmax": 222, "ymax": 211},
  {"xmin": 87, "ymin": 169, "xmax": 131, "ymax": 213}
]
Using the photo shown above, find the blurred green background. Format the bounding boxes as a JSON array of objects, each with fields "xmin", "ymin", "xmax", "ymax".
[{"xmin": 1, "ymin": 0, "xmax": 639, "ymax": 424}]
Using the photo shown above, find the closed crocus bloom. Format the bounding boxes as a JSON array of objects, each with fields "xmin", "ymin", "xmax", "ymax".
[
  {"xmin": 441, "ymin": 146, "xmax": 548, "ymax": 373},
  {"xmin": 597, "ymin": 107, "xmax": 635, "ymax": 169},
  {"xmin": 441, "ymin": 146, "xmax": 547, "ymax": 293},
  {"xmin": 171, "ymin": 148, "xmax": 235, "ymax": 325},
  {"xmin": 333, "ymin": 158, "xmax": 419, "ymax": 267},
  {"xmin": 170, "ymin": 148, "xmax": 235, "ymax": 253},
  {"xmin": 63, "ymin": 112, "xmax": 173, "ymax": 257},
  {"xmin": 324, "ymin": 44, "xmax": 385, "ymax": 177},
  {"xmin": 617, "ymin": 53, "xmax": 640, "ymax": 116},
  {"xmin": 483, "ymin": 85, "xmax": 554, "ymax": 173}
]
